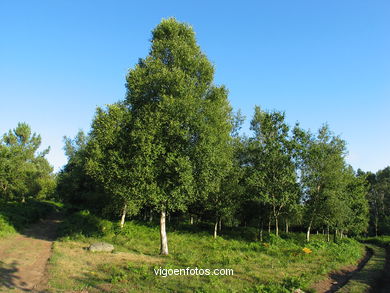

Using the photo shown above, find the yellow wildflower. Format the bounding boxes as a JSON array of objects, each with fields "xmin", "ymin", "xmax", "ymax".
[{"xmin": 302, "ymin": 247, "xmax": 312, "ymax": 254}]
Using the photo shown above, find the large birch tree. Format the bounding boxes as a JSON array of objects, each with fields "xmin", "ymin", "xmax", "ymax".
[{"xmin": 125, "ymin": 18, "xmax": 233, "ymax": 255}]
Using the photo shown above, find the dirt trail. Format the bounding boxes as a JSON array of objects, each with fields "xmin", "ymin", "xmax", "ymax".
[
  {"xmin": 0, "ymin": 213, "xmax": 61, "ymax": 292},
  {"xmin": 311, "ymin": 247, "xmax": 373, "ymax": 293}
]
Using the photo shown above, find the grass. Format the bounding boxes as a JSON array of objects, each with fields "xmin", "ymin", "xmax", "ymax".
[
  {"xmin": 338, "ymin": 244, "xmax": 386, "ymax": 293},
  {"xmin": 47, "ymin": 210, "xmax": 366, "ymax": 292},
  {"xmin": 358, "ymin": 235, "xmax": 390, "ymax": 247},
  {"xmin": 351, "ymin": 236, "xmax": 390, "ymax": 293},
  {"xmin": 0, "ymin": 199, "xmax": 62, "ymax": 238}
]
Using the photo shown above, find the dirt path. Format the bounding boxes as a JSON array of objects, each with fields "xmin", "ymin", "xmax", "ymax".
[
  {"xmin": 0, "ymin": 213, "xmax": 61, "ymax": 292},
  {"xmin": 310, "ymin": 246, "xmax": 373, "ymax": 293}
]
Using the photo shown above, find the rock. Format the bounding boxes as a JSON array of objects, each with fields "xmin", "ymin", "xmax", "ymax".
[{"xmin": 88, "ymin": 242, "xmax": 114, "ymax": 252}]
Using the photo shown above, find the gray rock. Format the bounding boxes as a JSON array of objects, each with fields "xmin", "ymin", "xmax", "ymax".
[{"xmin": 88, "ymin": 242, "xmax": 114, "ymax": 252}]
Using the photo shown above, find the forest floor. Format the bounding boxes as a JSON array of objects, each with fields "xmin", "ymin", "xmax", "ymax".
[{"xmin": 0, "ymin": 212, "xmax": 61, "ymax": 292}]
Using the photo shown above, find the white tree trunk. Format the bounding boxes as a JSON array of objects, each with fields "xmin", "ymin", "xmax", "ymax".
[
  {"xmin": 218, "ymin": 219, "xmax": 222, "ymax": 232},
  {"xmin": 160, "ymin": 209, "xmax": 169, "ymax": 255},
  {"xmin": 306, "ymin": 225, "xmax": 311, "ymax": 242},
  {"xmin": 120, "ymin": 204, "xmax": 127, "ymax": 228},
  {"xmin": 275, "ymin": 216, "xmax": 279, "ymax": 236},
  {"xmin": 213, "ymin": 219, "xmax": 218, "ymax": 239},
  {"xmin": 259, "ymin": 220, "xmax": 263, "ymax": 242},
  {"xmin": 327, "ymin": 225, "xmax": 330, "ymax": 242},
  {"xmin": 190, "ymin": 216, "xmax": 194, "ymax": 225},
  {"xmin": 285, "ymin": 219, "xmax": 289, "ymax": 233}
]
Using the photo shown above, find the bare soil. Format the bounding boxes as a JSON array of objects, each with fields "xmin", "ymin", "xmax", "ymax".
[
  {"xmin": 0, "ymin": 213, "xmax": 61, "ymax": 292},
  {"xmin": 310, "ymin": 247, "xmax": 372, "ymax": 293}
]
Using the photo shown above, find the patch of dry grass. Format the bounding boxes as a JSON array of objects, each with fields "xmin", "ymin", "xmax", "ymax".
[{"xmin": 48, "ymin": 241, "xmax": 164, "ymax": 293}]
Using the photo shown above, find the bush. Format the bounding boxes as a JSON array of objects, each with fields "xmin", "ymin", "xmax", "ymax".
[{"xmin": 58, "ymin": 210, "xmax": 114, "ymax": 239}]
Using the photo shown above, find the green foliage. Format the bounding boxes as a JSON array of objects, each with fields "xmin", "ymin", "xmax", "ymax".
[
  {"xmin": 246, "ymin": 107, "xmax": 299, "ymax": 235},
  {"xmin": 364, "ymin": 167, "xmax": 390, "ymax": 235},
  {"xmin": 126, "ymin": 18, "xmax": 233, "ymax": 215},
  {"xmin": 0, "ymin": 199, "xmax": 60, "ymax": 237},
  {"xmin": 86, "ymin": 103, "xmax": 142, "ymax": 221},
  {"xmin": 292, "ymin": 124, "xmax": 370, "ymax": 240},
  {"xmin": 0, "ymin": 123, "xmax": 56, "ymax": 201},
  {"xmin": 56, "ymin": 131, "xmax": 109, "ymax": 214},
  {"xmin": 58, "ymin": 210, "xmax": 114, "ymax": 239}
]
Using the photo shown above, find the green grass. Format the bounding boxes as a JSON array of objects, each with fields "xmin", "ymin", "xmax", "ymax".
[
  {"xmin": 338, "ymin": 244, "xmax": 386, "ymax": 293},
  {"xmin": 358, "ymin": 235, "xmax": 390, "ymax": 247},
  {"xmin": 350, "ymin": 236, "xmax": 390, "ymax": 293},
  {"xmin": 0, "ymin": 199, "xmax": 62, "ymax": 237},
  {"xmin": 48, "ymin": 211, "xmax": 366, "ymax": 292}
]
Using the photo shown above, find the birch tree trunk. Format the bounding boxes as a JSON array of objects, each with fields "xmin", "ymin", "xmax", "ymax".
[
  {"xmin": 259, "ymin": 220, "xmax": 263, "ymax": 242},
  {"xmin": 120, "ymin": 203, "xmax": 127, "ymax": 228},
  {"xmin": 275, "ymin": 216, "xmax": 279, "ymax": 236},
  {"xmin": 327, "ymin": 225, "xmax": 330, "ymax": 242},
  {"xmin": 213, "ymin": 219, "xmax": 218, "ymax": 239},
  {"xmin": 160, "ymin": 209, "xmax": 169, "ymax": 255},
  {"xmin": 306, "ymin": 225, "xmax": 311, "ymax": 242}
]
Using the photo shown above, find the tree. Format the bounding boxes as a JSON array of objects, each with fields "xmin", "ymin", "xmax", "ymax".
[
  {"xmin": 0, "ymin": 123, "xmax": 55, "ymax": 201},
  {"xmin": 342, "ymin": 167, "xmax": 369, "ymax": 235},
  {"xmin": 295, "ymin": 124, "xmax": 348, "ymax": 241},
  {"xmin": 125, "ymin": 18, "xmax": 233, "ymax": 254},
  {"xmin": 365, "ymin": 167, "xmax": 390, "ymax": 235},
  {"xmin": 201, "ymin": 111, "xmax": 246, "ymax": 238},
  {"xmin": 246, "ymin": 107, "xmax": 298, "ymax": 236},
  {"xmin": 86, "ymin": 103, "xmax": 143, "ymax": 228},
  {"xmin": 57, "ymin": 130, "xmax": 106, "ymax": 212}
]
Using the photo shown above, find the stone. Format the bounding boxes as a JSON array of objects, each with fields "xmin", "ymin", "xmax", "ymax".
[{"xmin": 88, "ymin": 242, "xmax": 114, "ymax": 252}]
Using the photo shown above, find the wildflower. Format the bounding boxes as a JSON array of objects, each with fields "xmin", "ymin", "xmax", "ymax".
[{"xmin": 302, "ymin": 247, "xmax": 312, "ymax": 254}]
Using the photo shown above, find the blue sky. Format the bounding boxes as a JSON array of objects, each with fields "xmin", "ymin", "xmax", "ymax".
[{"xmin": 0, "ymin": 1, "xmax": 389, "ymax": 173}]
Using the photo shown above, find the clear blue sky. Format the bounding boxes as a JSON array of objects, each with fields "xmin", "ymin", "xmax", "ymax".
[{"xmin": 1, "ymin": 1, "xmax": 389, "ymax": 173}]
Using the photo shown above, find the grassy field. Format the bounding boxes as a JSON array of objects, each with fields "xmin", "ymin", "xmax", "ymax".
[{"xmin": 47, "ymin": 210, "xmax": 366, "ymax": 292}]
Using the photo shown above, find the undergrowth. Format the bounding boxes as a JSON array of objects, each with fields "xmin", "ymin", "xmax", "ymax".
[{"xmin": 0, "ymin": 199, "xmax": 61, "ymax": 237}]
